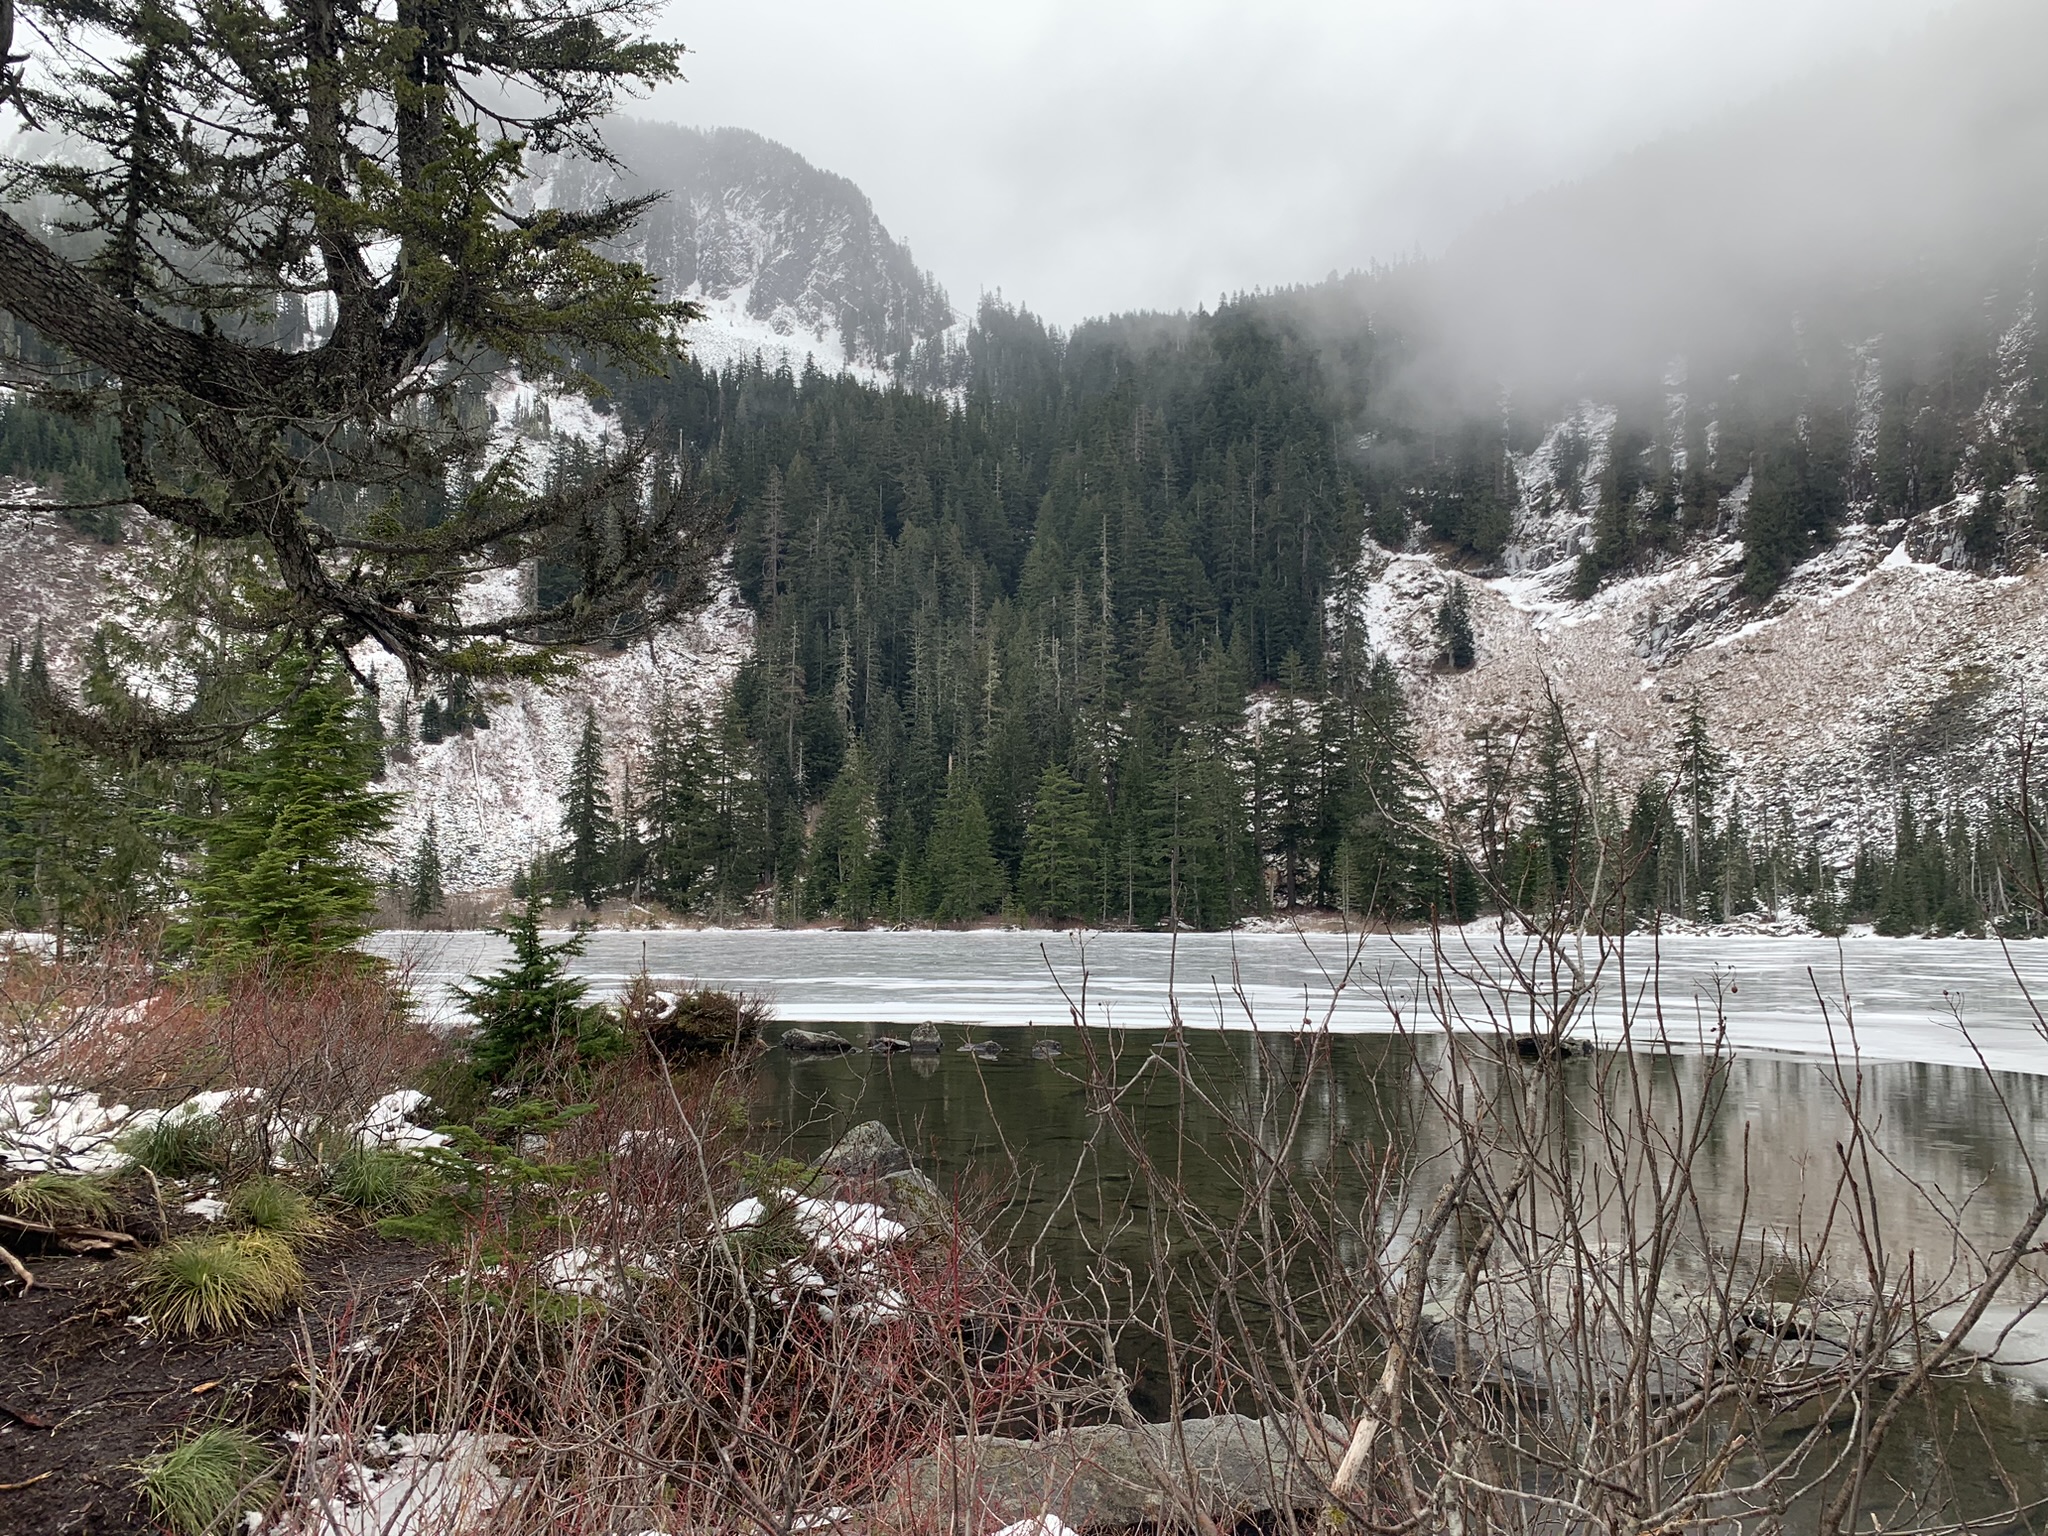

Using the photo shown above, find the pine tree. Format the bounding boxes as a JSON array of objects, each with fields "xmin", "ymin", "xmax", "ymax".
[
  {"xmin": 925, "ymin": 773, "xmax": 1005, "ymax": 922},
  {"xmin": 1673, "ymin": 698, "xmax": 1725, "ymax": 918},
  {"xmin": 1020, "ymin": 765, "xmax": 1102, "ymax": 922},
  {"xmin": 639, "ymin": 691, "xmax": 708, "ymax": 906},
  {"xmin": 180, "ymin": 662, "xmax": 396, "ymax": 964},
  {"xmin": 1435, "ymin": 580, "xmax": 1477, "ymax": 671},
  {"xmin": 559, "ymin": 708, "xmax": 618, "ymax": 908},
  {"xmin": 1259, "ymin": 655, "xmax": 1320, "ymax": 908},
  {"xmin": 457, "ymin": 896, "xmax": 615, "ymax": 1082},
  {"xmin": 807, "ymin": 745, "xmax": 878, "ymax": 922},
  {"xmin": 404, "ymin": 814, "xmax": 446, "ymax": 926},
  {"xmin": 0, "ymin": 0, "xmax": 720, "ymax": 691}
]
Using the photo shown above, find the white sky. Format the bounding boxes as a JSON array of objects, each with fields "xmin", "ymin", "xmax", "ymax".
[{"xmin": 645, "ymin": 0, "xmax": 1955, "ymax": 324}]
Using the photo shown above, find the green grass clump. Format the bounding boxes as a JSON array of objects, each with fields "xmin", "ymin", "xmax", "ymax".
[
  {"xmin": 325, "ymin": 1145, "xmax": 441, "ymax": 1216},
  {"xmin": 134, "ymin": 1232, "xmax": 305, "ymax": 1337},
  {"xmin": 137, "ymin": 1426, "xmax": 278, "ymax": 1536},
  {"xmin": 120, "ymin": 1113, "xmax": 225, "ymax": 1178},
  {"xmin": 3, "ymin": 1171, "xmax": 121, "ymax": 1226},
  {"xmin": 226, "ymin": 1177, "xmax": 333, "ymax": 1246}
]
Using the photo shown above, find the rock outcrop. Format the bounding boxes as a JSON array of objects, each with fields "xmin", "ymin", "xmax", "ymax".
[{"xmin": 890, "ymin": 1414, "xmax": 1344, "ymax": 1532}]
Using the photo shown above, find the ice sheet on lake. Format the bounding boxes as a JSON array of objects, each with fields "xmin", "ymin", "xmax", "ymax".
[{"xmin": 362, "ymin": 929, "xmax": 2048, "ymax": 1076}]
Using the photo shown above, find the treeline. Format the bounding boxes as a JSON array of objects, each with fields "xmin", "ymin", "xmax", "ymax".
[
  {"xmin": 1462, "ymin": 698, "xmax": 2044, "ymax": 938},
  {"xmin": 477, "ymin": 288, "xmax": 2044, "ymax": 936},
  {"xmin": 517, "ymin": 613, "xmax": 1456, "ymax": 930}
]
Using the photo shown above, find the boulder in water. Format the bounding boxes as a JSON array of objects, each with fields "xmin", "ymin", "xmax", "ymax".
[
  {"xmin": 782, "ymin": 1028, "xmax": 856, "ymax": 1055},
  {"xmin": 819, "ymin": 1120, "xmax": 914, "ymax": 1179},
  {"xmin": 909, "ymin": 1022, "xmax": 943, "ymax": 1055}
]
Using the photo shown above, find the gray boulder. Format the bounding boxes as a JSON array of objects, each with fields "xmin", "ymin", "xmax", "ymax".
[
  {"xmin": 870, "ymin": 1035, "xmax": 912, "ymax": 1053},
  {"xmin": 909, "ymin": 1022, "xmax": 943, "ymax": 1055},
  {"xmin": 781, "ymin": 1028, "xmax": 856, "ymax": 1054},
  {"xmin": 893, "ymin": 1414, "xmax": 1343, "ymax": 1531},
  {"xmin": 819, "ymin": 1120, "xmax": 914, "ymax": 1178}
]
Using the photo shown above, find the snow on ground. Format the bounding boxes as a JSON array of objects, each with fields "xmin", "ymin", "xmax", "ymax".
[
  {"xmin": 296, "ymin": 1430, "xmax": 519, "ymax": 1536},
  {"xmin": 0, "ymin": 1084, "xmax": 446, "ymax": 1173},
  {"xmin": 679, "ymin": 283, "xmax": 899, "ymax": 391},
  {"xmin": 1353, "ymin": 502, "xmax": 2048, "ymax": 859},
  {"xmin": 0, "ymin": 492, "xmax": 128, "ymax": 677},
  {"xmin": 485, "ymin": 369, "xmax": 621, "ymax": 447},
  {"xmin": 362, "ymin": 583, "xmax": 752, "ymax": 891}
]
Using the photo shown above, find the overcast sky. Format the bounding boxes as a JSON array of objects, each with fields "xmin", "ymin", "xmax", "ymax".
[{"xmin": 644, "ymin": 0, "xmax": 1955, "ymax": 324}]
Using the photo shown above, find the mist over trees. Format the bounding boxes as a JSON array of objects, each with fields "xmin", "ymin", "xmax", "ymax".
[{"xmin": 2, "ymin": 0, "xmax": 2045, "ymax": 940}]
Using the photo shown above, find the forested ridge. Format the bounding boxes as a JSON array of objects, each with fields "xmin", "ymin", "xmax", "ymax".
[
  {"xmin": 512, "ymin": 283, "xmax": 2048, "ymax": 935},
  {"xmin": 4, "ymin": 260, "xmax": 2046, "ymax": 936}
]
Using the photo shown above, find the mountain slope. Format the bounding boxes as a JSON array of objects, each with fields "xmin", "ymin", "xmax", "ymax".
[{"xmin": 526, "ymin": 122, "xmax": 960, "ymax": 387}]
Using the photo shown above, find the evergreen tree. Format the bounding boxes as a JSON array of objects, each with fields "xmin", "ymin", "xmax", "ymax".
[
  {"xmin": 457, "ymin": 896, "xmax": 615, "ymax": 1082},
  {"xmin": 404, "ymin": 814, "xmax": 446, "ymax": 925},
  {"xmin": 1258, "ymin": 656, "xmax": 1321, "ymax": 908},
  {"xmin": 925, "ymin": 773, "xmax": 1005, "ymax": 922},
  {"xmin": 558, "ymin": 708, "xmax": 618, "ymax": 908},
  {"xmin": 638, "ymin": 691, "xmax": 709, "ymax": 906},
  {"xmin": 806, "ymin": 745, "xmax": 878, "ymax": 921},
  {"xmin": 1435, "ymin": 580, "xmax": 1477, "ymax": 671},
  {"xmin": 0, "ymin": 0, "xmax": 721, "ymax": 692},
  {"xmin": 1020, "ymin": 765, "xmax": 1102, "ymax": 922},
  {"xmin": 1673, "ymin": 698, "xmax": 1725, "ymax": 919},
  {"xmin": 179, "ymin": 663, "xmax": 396, "ymax": 964}
]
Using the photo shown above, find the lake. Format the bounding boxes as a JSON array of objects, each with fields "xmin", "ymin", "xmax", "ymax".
[
  {"xmin": 366, "ymin": 926, "xmax": 2048, "ymax": 1073},
  {"xmin": 367, "ymin": 925, "xmax": 2048, "ymax": 1524}
]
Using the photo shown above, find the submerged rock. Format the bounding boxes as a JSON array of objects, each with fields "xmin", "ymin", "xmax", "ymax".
[
  {"xmin": 782, "ymin": 1028, "xmax": 857, "ymax": 1054},
  {"xmin": 909, "ymin": 1022, "xmax": 943, "ymax": 1055},
  {"xmin": 893, "ymin": 1413, "xmax": 1343, "ymax": 1531},
  {"xmin": 1030, "ymin": 1039, "xmax": 1063, "ymax": 1061},
  {"xmin": 870, "ymin": 1035, "xmax": 912, "ymax": 1053},
  {"xmin": 957, "ymin": 1040, "xmax": 1002, "ymax": 1060},
  {"xmin": 1418, "ymin": 1251, "xmax": 1725, "ymax": 1406}
]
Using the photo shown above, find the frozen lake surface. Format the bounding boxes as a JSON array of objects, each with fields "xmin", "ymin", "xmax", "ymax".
[{"xmin": 365, "ymin": 927, "xmax": 2048, "ymax": 1075}]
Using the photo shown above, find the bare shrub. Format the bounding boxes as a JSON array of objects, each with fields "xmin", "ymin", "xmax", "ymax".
[
  {"xmin": 51, "ymin": 955, "xmax": 445, "ymax": 1132},
  {"xmin": 1028, "ymin": 916, "xmax": 2048, "ymax": 1532},
  {"xmin": 281, "ymin": 1052, "xmax": 1081, "ymax": 1535}
]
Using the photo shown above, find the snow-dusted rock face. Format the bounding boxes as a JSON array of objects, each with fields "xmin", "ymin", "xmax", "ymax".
[
  {"xmin": 1354, "ymin": 512, "xmax": 2048, "ymax": 860},
  {"xmin": 361, "ymin": 585, "xmax": 753, "ymax": 892},
  {"xmin": 525, "ymin": 121, "xmax": 959, "ymax": 386}
]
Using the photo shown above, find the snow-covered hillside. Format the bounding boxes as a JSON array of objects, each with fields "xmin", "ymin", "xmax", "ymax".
[
  {"xmin": 1357, "ymin": 482, "xmax": 2048, "ymax": 859},
  {"xmin": 525, "ymin": 122, "xmax": 962, "ymax": 387},
  {"xmin": 0, "ymin": 493, "xmax": 752, "ymax": 894},
  {"xmin": 360, "ymin": 587, "xmax": 752, "ymax": 892}
]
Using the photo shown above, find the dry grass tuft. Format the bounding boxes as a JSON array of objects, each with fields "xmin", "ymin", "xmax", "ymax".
[
  {"xmin": 136, "ymin": 1425, "xmax": 278, "ymax": 1536},
  {"xmin": 134, "ymin": 1231, "xmax": 305, "ymax": 1337}
]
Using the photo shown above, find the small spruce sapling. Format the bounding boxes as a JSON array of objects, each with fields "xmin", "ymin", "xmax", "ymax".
[{"xmin": 457, "ymin": 894, "xmax": 620, "ymax": 1082}]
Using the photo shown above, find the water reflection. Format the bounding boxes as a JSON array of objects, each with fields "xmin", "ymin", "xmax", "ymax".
[{"xmin": 755, "ymin": 1024, "xmax": 2048, "ymax": 1525}]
